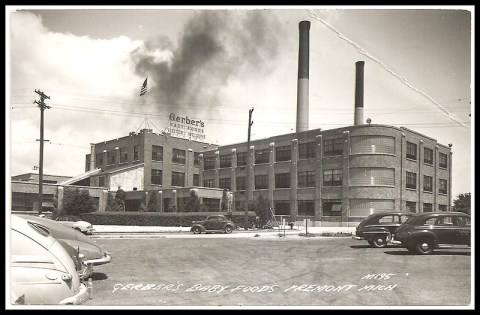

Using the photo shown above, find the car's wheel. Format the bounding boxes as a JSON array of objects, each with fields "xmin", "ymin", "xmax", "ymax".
[
  {"xmin": 192, "ymin": 227, "xmax": 202, "ymax": 234},
  {"xmin": 414, "ymin": 239, "xmax": 434, "ymax": 255},
  {"xmin": 224, "ymin": 225, "xmax": 233, "ymax": 234},
  {"xmin": 372, "ymin": 234, "xmax": 389, "ymax": 248},
  {"xmin": 367, "ymin": 240, "xmax": 375, "ymax": 247}
]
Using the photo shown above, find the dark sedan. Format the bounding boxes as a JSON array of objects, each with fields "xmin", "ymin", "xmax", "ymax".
[
  {"xmin": 191, "ymin": 215, "xmax": 236, "ymax": 234},
  {"xmin": 394, "ymin": 211, "xmax": 471, "ymax": 254},
  {"xmin": 353, "ymin": 212, "xmax": 417, "ymax": 248}
]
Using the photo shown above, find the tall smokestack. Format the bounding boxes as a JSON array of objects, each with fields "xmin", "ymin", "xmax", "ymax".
[
  {"xmin": 354, "ymin": 61, "xmax": 365, "ymax": 126},
  {"xmin": 296, "ymin": 21, "xmax": 310, "ymax": 133}
]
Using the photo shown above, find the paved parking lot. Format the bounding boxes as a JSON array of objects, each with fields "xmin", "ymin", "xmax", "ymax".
[{"xmin": 83, "ymin": 235, "xmax": 471, "ymax": 308}]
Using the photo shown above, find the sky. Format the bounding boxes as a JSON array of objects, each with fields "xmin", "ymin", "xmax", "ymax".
[{"xmin": 6, "ymin": 5, "xmax": 473, "ymax": 202}]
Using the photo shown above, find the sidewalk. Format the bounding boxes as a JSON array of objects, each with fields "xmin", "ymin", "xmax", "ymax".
[{"xmin": 92, "ymin": 225, "xmax": 356, "ymax": 237}]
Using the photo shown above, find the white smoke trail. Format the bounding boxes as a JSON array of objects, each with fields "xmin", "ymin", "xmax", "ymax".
[{"xmin": 308, "ymin": 9, "xmax": 468, "ymax": 128}]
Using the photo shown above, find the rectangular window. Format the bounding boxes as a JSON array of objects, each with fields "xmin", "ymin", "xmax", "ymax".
[
  {"xmin": 204, "ymin": 156, "xmax": 215, "ymax": 170},
  {"xmin": 255, "ymin": 149, "xmax": 270, "ymax": 164},
  {"xmin": 220, "ymin": 154, "xmax": 232, "ymax": 168},
  {"xmin": 171, "ymin": 172, "xmax": 185, "ymax": 187},
  {"xmin": 237, "ymin": 152, "xmax": 247, "ymax": 167},
  {"xmin": 120, "ymin": 148, "xmax": 128, "ymax": 163},
  {"xmin": 275, "ymin": 145, "xmax": 291, "ymax": 162},
  {"xmin": 194, "ymin": 153, "xmax": 200, "ymax": 167},
  {"xmin": 236, "ymin": 176, "xmax": 246, "ymax": 191},
  {"xmin": 203, "ymin": 179, "xmax": 214, "ymax": 188},
  {"xmin": 133, "ymin": 145, "xmax": 140, "ymax": 161},
  {"xmin": 424, "ymin": 147, "xmax": 433, "ymax": 165},
  {"xmin": 98, "ymin": 176, "xmax": 105, "ymax": 187},
  {"xmin": 323, "ymin": 169, "xmax": 342, "ymax": 186},
  {"xmin": 299, "ymin": 142, "xmax": 316, "ymax": 159},
  {"xmin": 193, "ymin": 174, "xmax": 199, "ymax": 186},
  {"xmin": 298, "ymin": 200, "xmax": 315, "ymax": 216},
  {"xmin": 151, "ymin": 169, "xmax": 162, "ymax": 185},
  {"xmin": 172, "ymin": 149, "xmax": 186, "ymax": 164},
  {"xmin": 406, "ymin": 142, "xmax": 417, "ymax": 160},
  {"xmin": 406, "ymin": 201, "xmax": 416, "ymax": 212},
  {"xmin": 298, "ymin": 171, "xmax": 315, "ymax": 188},
  {"xmin": 152, "ymin": 145, "xmax": 163, "ymax": 162},
  {"xmin": 219, "ymin": 178, "xmax": 231, "ymax": 190},
  {"xmin": 274, "ymin": 201, "xmax": 290, "ymax": 216},
  {"xmin": 323, "ymin": 138, "xmax": 343, "ymax": 157},
  {"xmin": 439, "ymin": 179, "xmax": 448, "ymax": 194},
  {"xmin": 350, "ymin": 135, "xmax": 395, "ymax": 155},
  {"xmin": 95, "ymin": 153, "xmax": 103, "ymax": 168},
  {"xmin": 107, "ymin": 150, "xmax": 116, "ymax": 165},
  {"xmin": 350, "ymin": 199, "xmax": 394, "ymax": 217},
  {"xmin": 423, "ymin": 203, "xmax": 433, "ymax": 212},
  {"xmin": 438, "ymin": 204, "xmax": 447, "ymax": 212},
  {"xmin": 255, "ymin": 175, "xmax": 268, "ymax": 190},
  {"xmin": 439, "ymin": 153, "xmax": 448, "ymax": 168},
  {"xmin": 423, "ymin": 175, "xmax": 433, "ymax": 192},
  {"xmin": 350, "ymin": 168, "xmax": 395, "ymax": 186},
  {"xmin": 406, "ymin": 172, "xmax": 417, "ymax": 189},
  {"xmin": 323, "ymin": 201, "xmax": 342, "ymax": 216},
  {"xmin": 203, "ymin": 198, "xmax": 220, "ymax": 212},
  {"xmin": 275, "ymin": 173, "xmax": 290, "ymax": 188}
]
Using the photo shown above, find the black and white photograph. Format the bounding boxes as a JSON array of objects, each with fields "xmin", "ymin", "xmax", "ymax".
[{"xmin": 6, "ymin": 5, "xmax": 473, "ymax": 309}]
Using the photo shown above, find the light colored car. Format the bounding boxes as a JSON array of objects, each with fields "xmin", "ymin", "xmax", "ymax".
[
  {"xmin": 10, "ymin": 215, "xmax": 92, "ymax": 305},
  {"xmin": 18, "ymin": 214, "xmax": 111, "ymax": 279},
  {"xmin": 55, "ymin": 215, "xmax": 94, "ymax": 235}
]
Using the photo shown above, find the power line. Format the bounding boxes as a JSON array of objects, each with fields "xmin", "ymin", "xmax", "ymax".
[{"xmin": 308, "ymin": 9, "xmax": 468, "ymax": 129}]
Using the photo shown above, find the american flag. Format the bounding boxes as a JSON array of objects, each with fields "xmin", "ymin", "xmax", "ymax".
[{"xmin": 140, "ymin": 77, "xmax": 148, "ymax": 96}]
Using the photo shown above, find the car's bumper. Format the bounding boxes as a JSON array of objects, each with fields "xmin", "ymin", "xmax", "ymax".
[
  {"xmin": 352, "ymin": 235, "xmax": 364, "ymax": 240},
  {"xmin": 83, "ymin": 252, "xmax": 111, "ymax": 267},
  {"xmin": 390, "ymin": 239, "xmax": 402, "ymax": 245},
  {"xmin": 58, "ymin": 281, "xmax": 92, "ymax": 305}
]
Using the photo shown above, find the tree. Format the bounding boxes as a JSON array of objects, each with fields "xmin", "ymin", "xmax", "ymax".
[
  {"xmin": 62, "ymin": 187, "xmax": 95, "ymax": 215},
  {"xmin": 452, "ymin": 193, "xmax": 471, "ymax": 215},
  {"xmin": 182, "ymin": 189, "xmax": 204, "ymax": 212},
  {"xmin": 253, "ymin": 194, "xmax": 272, "ymax": 227},
  {"xmin": 166, "ymin": 199, "xmax": 177, "ymax": 212},
  {"xmin": 221, "ymin": 189, "xmax": 229, "ymax": 212},
  {"xmin": 106, "ymin": 187, "xmax": 126, "ymax": 212},
  {"xmin": 139, "ymin": 192, "xmax": 147, "ymax": 212},
  {"xmin": 147, "ymin": 192, "xmax": 158, "ymax": 212}
]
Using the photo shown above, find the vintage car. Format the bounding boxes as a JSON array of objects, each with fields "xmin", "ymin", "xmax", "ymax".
[
  {"xmin": 18, "ymin": 214, "xmax": 111, "ymax": 278},
  {"xmin": 10, "ymin": 215, "xmax": 92, "ymax": 305},
  {"xmin": 352, "ymin": 212, "xmax": 417, "ymax": 248},
  {"xmin": 55, "ymin": 215, "xmax": 94, "ymax": 235},
  {"xmin": 393, "ymin": 211, "xmax": 471, "ymax": 255},
  {"xmin": 191, "ymin": 215, "xmax": 237, "ymax": 234}
]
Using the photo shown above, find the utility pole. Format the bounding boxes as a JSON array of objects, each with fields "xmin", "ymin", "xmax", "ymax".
[
  {"xmin": 34, "ymin": 90, "xmax": 50, "ymax": 215},
  {"xmin": 245, "ymin": 107, "xmax": 254, "ymax": 230}
]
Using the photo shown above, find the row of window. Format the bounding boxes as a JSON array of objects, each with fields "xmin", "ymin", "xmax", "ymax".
[
  {"xmin": 96, "ymin": 146, "xmax": 202, "ymax": 167},
  {"xmin": 407, "ymin": 142, "xmax": 448, "ymax": 168},
  {"xmin": 271, "ymin": 200, "xmax": 448, "ymax": 217},
  {"xmin": 205, "ymin": 140, "xmax": 448, "ymax": 170},
  {"xmin": 149, "ymin": 168, "xmax": 446, "ymax": 193},
  {"xmin": 406, "ymin": 172, "xmax": 448, "ymax": 194}
]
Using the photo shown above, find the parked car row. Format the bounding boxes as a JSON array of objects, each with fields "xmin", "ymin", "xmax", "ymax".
[
  {"xmin": 10, "ymin": 214, "xmax": 111, "ymax": 305},
  {"xmin": 353, "ymin": 211, "xmax": 471, "ymax": 255}
]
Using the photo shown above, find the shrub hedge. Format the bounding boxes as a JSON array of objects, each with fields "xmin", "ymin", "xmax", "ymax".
[{"xmin": 78, "ymin": 211, "xmax": 257, "ymax": 227}]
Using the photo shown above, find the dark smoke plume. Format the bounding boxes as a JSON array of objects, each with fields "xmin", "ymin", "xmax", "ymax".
[{"xmin": 132, "ymin": 10, "xmax": 283, "ymax": 112}]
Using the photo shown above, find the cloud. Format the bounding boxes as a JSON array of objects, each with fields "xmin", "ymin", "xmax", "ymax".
[{"xmin": 9, "ymin": 11, "xmax": 145, "ymax": 176}]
